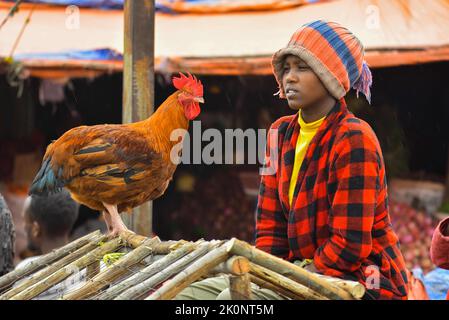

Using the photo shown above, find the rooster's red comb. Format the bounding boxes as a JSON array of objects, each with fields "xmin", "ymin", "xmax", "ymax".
[{"xmin": 172, "ymin": 72, "xmax": 203, "ymax": 97}]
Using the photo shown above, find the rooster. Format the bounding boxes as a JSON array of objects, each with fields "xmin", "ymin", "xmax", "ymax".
[{"xmin": 30, "ymin": 73, "xmax": 204, "ymax": 237}]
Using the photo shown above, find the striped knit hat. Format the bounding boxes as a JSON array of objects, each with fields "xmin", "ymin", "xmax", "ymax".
[{"xmin": 272, "ymin": 20, "xmax": 373, "ymax": 103}]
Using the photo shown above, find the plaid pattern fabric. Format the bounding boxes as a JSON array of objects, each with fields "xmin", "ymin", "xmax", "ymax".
[{"xmin": 256, "ymin": 100, "xmax": 408, "ymax": 300}]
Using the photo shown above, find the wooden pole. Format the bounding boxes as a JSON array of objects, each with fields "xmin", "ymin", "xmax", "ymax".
[
  {"xmin": 313, "ymin": 273, "xmax": 365, "ymax": 299},
  {"xmin": 0, "ymin": 230, "xmax": 101, "ymax": 294},
  {"xmin": 229, "ymin": 274, "xmax": 252, "ymax": 300},
  {"xmin": 120, "ymin": 231, "xmax": 187, "ymax": 252},
  {"xmin": 122, "ymin": 0, "xmax": 155, "ymax": 236},
  {"xmin": 98, "ymin": 241, "xmax": 200, "ymax": 300},
  {"xmin": 10, "ymin": 237, "xmax": 122, "ymax": 300},
  {"xmin": 227, "ymin": 238, "xmax": 354, "ymax": 300},
  {"xmin": 62, "ymin": 237, "xmax": 160, "ymax": 300},
  {"xmin": 145, "ymin": 241, "xmax": 230, "ymax": 300},
  {"xmin": 249, "ymin": 263, "xmax": 328, "ymax": 300},
  {"xmin": 210, "ymin": 256, "xmax": 250, "ymax": 276},
  {"xmin": 86, "ymin": 261, "xmax": 101, "ymax": 281},
  {"xmin": 0, "ymin": 234, "xmax": 106, "ymax": 300},
  {"xmin": 249, "ymin": 275, "xmax": 300, "ymax": 300}
]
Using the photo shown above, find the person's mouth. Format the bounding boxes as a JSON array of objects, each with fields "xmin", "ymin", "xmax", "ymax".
[{"xmin": 285, "ymin": 88, "xmax": 299, "ymax": 99}]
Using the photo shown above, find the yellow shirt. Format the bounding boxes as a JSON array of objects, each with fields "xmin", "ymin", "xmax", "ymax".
[{"xmin": 288, "ymin": 111, "xmax": 326, "ymax": 206}]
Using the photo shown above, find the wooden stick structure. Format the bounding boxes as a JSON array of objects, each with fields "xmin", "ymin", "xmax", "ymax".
[
  {"xmin": 62, "ymin": 237, "xmax": 160, "ymax": 300},
  {"xmin": 0, "ymin": 233, "xmax": 106, "ymax": 300},
  {"xmin": 0, "ymin": 232, "xmax": 367, "ymax": 301},
  {"xmin": 227, "ymin": 238, "xmax": 355, "ymax": 300},
  {"xmin": 9, "ymin": 237, "xmax": 122, "ymax": 300},
  {"xmin": 98, "ymin": 240, "xmax": 201, "ymax": 300},
  {"xmin": 145, "ymin": 240, "xmax": 230, "ymax": 300},
  {"xmin": 115, "ymin": 241, "xmax": 214, "ymax": 300},
  {"xmin": 0, "ymin": 230, "xmax": 101, "ymax": 294}
]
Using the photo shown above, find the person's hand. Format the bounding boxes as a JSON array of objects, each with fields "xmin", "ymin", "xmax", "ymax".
[{"xmin": 304, "ymin": 261, "xmax": 318, "ymax": 273}]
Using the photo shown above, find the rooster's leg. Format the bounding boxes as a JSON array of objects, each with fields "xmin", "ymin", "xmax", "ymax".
[
  {"xmin": 102, "ymin": 211, "xmax": 113, "ymax": 233},
  {"xmin": 102, "ymin": 203, "xmax": 132, "ymax": 237}
]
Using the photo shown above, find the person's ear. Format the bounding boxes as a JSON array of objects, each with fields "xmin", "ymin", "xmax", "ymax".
[{"xmin": 31, "ymin": 221, "xmax": 41, "ymax": 238}]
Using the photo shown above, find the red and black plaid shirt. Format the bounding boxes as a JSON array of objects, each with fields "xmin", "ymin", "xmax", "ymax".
[{"xmin": 256, "ymin": 100, "xmax": 408, "ymax": 300}]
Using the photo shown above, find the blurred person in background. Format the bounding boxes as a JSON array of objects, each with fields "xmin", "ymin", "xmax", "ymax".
[
  {"xmin": 0, "ymin": 193, "xmax": 15, "ymax": 277},
  {"xmin": 18, "ymin": 189, "xmax": 79, "ymax": 260},
  {"xmin": 430, "ymin": 216, "xmax": 449, "ymax": 299},
  {"xmin": 13, "ymin": 190, "xmax": 85, "ymax": 299}
]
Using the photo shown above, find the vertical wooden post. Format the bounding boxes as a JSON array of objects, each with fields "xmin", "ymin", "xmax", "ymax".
[
  {"xmin": 230, "ymin": 274, "xmax": 252, "ymax": 300},
  {"xmin": 122, "ymin": 0, "xmax": 155, "ymax": 236}
]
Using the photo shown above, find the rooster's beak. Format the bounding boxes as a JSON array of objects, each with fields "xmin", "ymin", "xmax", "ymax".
[{"xmin": 194, "ymin": 97, "xmax": 205, "ymax": 103}]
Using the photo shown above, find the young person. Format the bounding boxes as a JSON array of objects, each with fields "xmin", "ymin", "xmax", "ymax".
[
  {"xmin": 256, "ymin": 20, "xmax": 408, "ymax": 300},
  {"xmin": 176, "ymin": 20, "xmax": 408, "ymax": 300}
]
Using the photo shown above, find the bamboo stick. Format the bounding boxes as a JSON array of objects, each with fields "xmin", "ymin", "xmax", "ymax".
[
  {"xmin": 62, "ymin": 237, "xmax": 161, "ymax": 300},
  {"xmin": 115, "ymin": 241, "xmax": 213, "ymax": 300},
  {"xmin": 230, "ymin": 274, "xmax": 252, "ymax": 300},
  {"xmin": 0, "ymin": 234, "xmax": 106, "ymax": 300},
  {"xmin": 314, "ymin": 273, "xmax": 365, "ymax": 299},
  {"xmin": 86, "ymin": 260, "xmax": 101, "ymax": 281},
  {"xmin": 0, "ymin": 230, "xmax": 101, "ymax": 293},
  {"xmin": 119, "ymin": 231, "xmax": 148, "ymax": 248},
  {"xmin": 152, "ymin": 240, "xmax": 189, "ymax": 255},
  {"xmin": 145, "ymin": 240, "xmax": 230, "ymax": 300},
  {"xmin": 249, "ymin": 263, "xmax": 328, "ymax": 300},
  {"xmin": 10, "ymin": 237, "xmax": 122, "ymax": 300},
  {"xmin": 119, "ymin": 230, "xmax": 186, "ymax": 252},
  {"xmin": 96, "ymin": 240, "xmax": 200, "ymax": 300},
  {"xmin": 227, "ymin": 238, "xmax": 354, "ymax": 300},
  {"xmin": 249, "ymin": 275, "xmax": 301, "ymax": 300},
  {"xmin": 211, "ymin": 256, "xmax": 250, "ymax": 276}
]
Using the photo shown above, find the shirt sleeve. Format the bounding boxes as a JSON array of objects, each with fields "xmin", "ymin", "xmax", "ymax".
[
  {"xmin": 255, "ymin": 124, "xmax": 289, "ymax": 259},
  {"xmin": 314, "ymin": 129, "xmax": 379, "ymax": 275},
  {"xmin": 430, "ymin": 217, "xmax": 449, "ymax": 269}
]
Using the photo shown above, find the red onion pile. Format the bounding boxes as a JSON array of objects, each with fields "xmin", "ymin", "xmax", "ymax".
[{"xmin": 389, "ymin": 200, "xmax": 439, "ymax": 273}]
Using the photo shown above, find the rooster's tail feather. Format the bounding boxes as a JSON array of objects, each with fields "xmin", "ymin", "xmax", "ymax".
[{"xmin": 29, "ymin": 158, "xmax": 66, "ymax": 196}]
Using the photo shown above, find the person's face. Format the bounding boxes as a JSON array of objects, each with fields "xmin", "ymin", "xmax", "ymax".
[
  {"xmin": 22, "ymin": 197, "xmax": 42, "ymax": 253},
  {"xmin": 281, "ymin": 55, "xmax": 330, "ymax": 110}
]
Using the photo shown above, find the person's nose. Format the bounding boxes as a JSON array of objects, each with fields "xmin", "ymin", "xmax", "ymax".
[{"xmin": 285, "ymin": 68, "xmax": 298, "ymax": 84}]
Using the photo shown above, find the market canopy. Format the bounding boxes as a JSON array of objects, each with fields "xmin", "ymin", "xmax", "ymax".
[
  {"xmin": 3, "ymin": 0, "xmax": 314, "ymax": 12},
  {"xmin": 1, "ymin": 0, "xmax": 449, "ymax": 78}
]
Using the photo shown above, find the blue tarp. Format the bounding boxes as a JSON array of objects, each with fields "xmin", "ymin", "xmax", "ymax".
[
  {"xmin": 14, "ymin": 48, "xmax": 123, "ymax": 61},
  {"xmin": 413, "ymin": 267, "xmax": 449, "ymax": 300}
]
